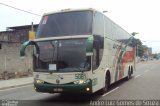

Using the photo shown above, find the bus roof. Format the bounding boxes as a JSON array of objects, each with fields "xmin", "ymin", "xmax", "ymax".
[
  {"xmin": 43, "ymin": 8, "xmax": 96, "ymax": 16},
  {"xmin": 41, "ymin": 8, "xmax": 132, "ymax": 38}
]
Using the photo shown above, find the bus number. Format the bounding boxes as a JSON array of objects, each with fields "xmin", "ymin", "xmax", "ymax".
[{"xmin": 75, "ymin": 74, "xmax": 86, "ymax": 80}]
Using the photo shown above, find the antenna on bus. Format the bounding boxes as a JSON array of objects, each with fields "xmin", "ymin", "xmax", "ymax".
[
  {"xmin": 103, "ymin": 11, "xmax": 108, "ymax": 13},
  {"xmin": 131, "ymin": 32, "xmax": 139, "ymax": 36}
]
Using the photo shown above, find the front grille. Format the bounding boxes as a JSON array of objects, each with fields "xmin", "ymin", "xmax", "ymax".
[{"xmin": 44, "ymin": 81, "xmax": 74, "ymax": 85}]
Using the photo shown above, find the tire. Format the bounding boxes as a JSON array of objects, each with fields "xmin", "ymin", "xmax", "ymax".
[
  {"xmin": 126, "ymin": 70, "xmax": 131, "ymax": 81},
  {"xmin": 99, "ymin": 75, "xmax": 110, "ymax": 95}
]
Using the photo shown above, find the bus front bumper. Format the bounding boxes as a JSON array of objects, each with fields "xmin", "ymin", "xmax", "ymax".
[{"xmin": 34, "ymin": 80, "xmax": 93, "ymax": 94}]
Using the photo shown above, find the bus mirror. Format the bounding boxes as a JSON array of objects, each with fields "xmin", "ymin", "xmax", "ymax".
[
  {"xmin": 20, "ymin": 41, "xmax": 39, "ymax": 57},
  {"xmin": 86, "ymin": 36, "xmax": 93, "ymax": 53}
]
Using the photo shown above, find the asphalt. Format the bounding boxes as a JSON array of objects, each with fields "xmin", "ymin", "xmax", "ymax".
[{"xmin": 0, "ymin": 77, "xmax": 33, "ymax": 90}]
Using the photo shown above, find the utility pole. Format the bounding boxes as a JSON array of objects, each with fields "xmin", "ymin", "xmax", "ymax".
[
  {"xmin": 132, "ymin": 32, "xmax": 139, "ymax": 62},
  {"xmin": 28, "ymin": 22, "xmax": 34, "ymax": 73}
]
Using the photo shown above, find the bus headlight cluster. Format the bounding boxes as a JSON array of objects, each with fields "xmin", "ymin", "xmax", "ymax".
[
  {"xmin": 74, "ymin": 79, "xmax": 90, "ymax": 84},
  {"xmin": 36, "ymin": 79, "xmax": 44, "ymax": 84}
]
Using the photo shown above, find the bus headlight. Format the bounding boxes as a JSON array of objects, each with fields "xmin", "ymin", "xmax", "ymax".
[
  {"xmin": 74, "ymin": 79, "xmax": 90, "ymax": 84},
  {"xmin": 36, "ymin": 79, "xmax": 44, "ymax": 84}
]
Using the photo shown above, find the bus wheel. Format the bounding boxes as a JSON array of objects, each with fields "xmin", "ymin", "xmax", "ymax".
[
  {"xmin": 99, "ymin": 75, "xmax": 110, "ymax": 95},
  {"xmin": 126, "ymin": 70, "xmax": 131, "ymax": 80}
]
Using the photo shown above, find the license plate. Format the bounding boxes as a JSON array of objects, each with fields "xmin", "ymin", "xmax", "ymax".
[{"xmin": 53, "ymin": 88, "xmax": 63, "ymax": 92}]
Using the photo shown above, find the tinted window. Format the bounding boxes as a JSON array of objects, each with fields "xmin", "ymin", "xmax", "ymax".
[
  {"xmin": 104, "ymin": 15, "xmax": 132, "ymax": 42},
  {"xmin": 37, "ymin": 11, "xmax": 93, "ymax": 38},
  {"xmin": 33, "ymin": 39, "xmax": 91, "ymax": 72},
  {"xmin": 93, "ymin": 12, "xmax": 104, "ymax": 36}
]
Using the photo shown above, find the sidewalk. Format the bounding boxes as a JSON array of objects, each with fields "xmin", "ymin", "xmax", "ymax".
[{"xmin": 0, "ymin": 77, "xmax": 33, "ymax": 90}]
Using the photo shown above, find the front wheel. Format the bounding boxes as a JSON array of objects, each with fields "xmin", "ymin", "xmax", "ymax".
[{"xmin": 99, "ymin": 75, "xmax": 110, "ymax": 95}]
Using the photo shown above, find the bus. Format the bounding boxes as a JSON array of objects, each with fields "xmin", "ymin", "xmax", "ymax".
[{"xmin": 20, "ymin": 8, "xmax": 136, "ymax": 94}]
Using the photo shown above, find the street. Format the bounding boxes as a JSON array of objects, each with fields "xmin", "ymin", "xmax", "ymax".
[{"xmin": 0, "ymin": 60, "xmax": 160, "ymax": 106}]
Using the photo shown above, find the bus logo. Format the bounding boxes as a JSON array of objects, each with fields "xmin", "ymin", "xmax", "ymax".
[{"xmin": 56, "ymin": 79, "xmax": 60, "ymax": 84}]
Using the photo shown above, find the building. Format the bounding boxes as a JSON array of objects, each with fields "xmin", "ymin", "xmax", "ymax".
[
  {"xmin": 143, "ymin": 46, "xmax": 152, "ymax": 60},
  {"xmin": 148, "ymin": 47, "xmax": 152, "ymax": 56},
  {"xmin": 157, "ymin": 53, "xmax": 160, "ymax": 59},
  {"xmin": 0, "ymin": 24, "xmax": 38, "ymax": 79},
  {"xmin": 0, "ymin": 24, "xmax": 38, "ymax": 43}
]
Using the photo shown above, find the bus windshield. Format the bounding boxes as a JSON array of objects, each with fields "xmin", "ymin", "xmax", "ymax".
[
  {"xmin": 33, "ymin": 39, "xmax": 91, "ymax": 72},
  {"xmin": 37, "ymin": 11, "xmax": 93, "ymax": 38}
]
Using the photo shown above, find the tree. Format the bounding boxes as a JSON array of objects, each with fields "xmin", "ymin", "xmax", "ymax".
[{"xmin": 132, "ymin": 38, "xmax": 145, "ymax": 57}]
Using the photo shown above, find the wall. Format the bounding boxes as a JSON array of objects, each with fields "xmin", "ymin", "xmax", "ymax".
[{"xmin": 0, "ymin": 42, "xmax": 33, "ymax": 77}]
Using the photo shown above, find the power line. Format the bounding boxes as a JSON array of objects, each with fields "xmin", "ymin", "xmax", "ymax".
[{"xmin": 0, "ymin": 2, "xmax": 41, "ymax": 17}]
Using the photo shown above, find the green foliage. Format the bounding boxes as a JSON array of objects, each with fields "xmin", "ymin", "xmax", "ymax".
[{"xmin": 134, "ymin": 39, "xmax": 145, "ymax": 57}]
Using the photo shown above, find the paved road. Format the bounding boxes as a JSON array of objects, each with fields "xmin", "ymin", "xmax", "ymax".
[{"xmin": 0, "ymin": 60, "xmax": 160, "ymax": 106}]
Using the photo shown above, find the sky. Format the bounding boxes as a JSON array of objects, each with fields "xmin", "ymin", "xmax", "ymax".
[{"xmin": 0, "ymin": 0, "xmax": 160, "ymax": 53}]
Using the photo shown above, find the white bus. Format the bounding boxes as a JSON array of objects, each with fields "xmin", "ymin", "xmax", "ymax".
[{"xmin": 20, "ymin": 8, "xmax": 136, "ymax": 94}]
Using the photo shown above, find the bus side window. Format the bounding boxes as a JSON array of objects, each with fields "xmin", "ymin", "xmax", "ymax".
[{"xmin": 0, "ymin": 43, "xmax": 1, "ymax": 49}]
